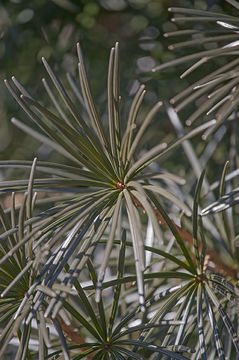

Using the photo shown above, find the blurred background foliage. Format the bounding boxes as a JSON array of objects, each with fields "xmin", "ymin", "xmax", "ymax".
[{"xmin": 0, "ymin": 0, "xmax": 232, "ymax": 183}]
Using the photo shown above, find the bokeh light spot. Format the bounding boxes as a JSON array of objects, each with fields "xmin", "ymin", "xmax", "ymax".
[{"xmin": 17, "ymin": 9, "xmax": 34, "ymax": 24}]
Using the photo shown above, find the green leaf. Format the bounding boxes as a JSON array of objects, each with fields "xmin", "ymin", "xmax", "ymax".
[
  {"xmin": 22, "ymin": 95, "xmax": 115, "ymax": 178},
  {"xmin": 124, "ymin": 188, "xmax": 145, "ymax": 311},
  {"xmin": 121, "ymin": 84, "xmax": 145, "ymax": 166},
  {"xmin": 112, "ymin": 284, "xmax": 182, "ymax": 338},
  {"xmin": 192, "ymin": 170, "xmax": 206, "ymax": 269},
  {"xmin": 124, "ymin": 119, "xmax": 216, "ymax": 181},
  {"xmin": 107, "ymin": 44, "xmax": 120, "ymax": 175},
  {"xmin": 142, "ymin": 184, "xmax": 192, "ymax": 216},
  {"xmin": 63, "ymin": 300, "xmax": 103, "ymax": 341},
  {"xmin": 205, "ymin": 283, "xmax": 239, "ymax": 353},
  {"xmin": 152, "ymin": 45, "xmax": 239, "ymax": 73},
  {"xmin": 127, "ymin": 101, "xmax": 163, "ymax": 163},
  {"xmin": 87, "ymin": 259, "xmax": 107, "ymax": 341},
  {"xmin": 71, "ymin": 280, "xmax": 103, "ymax": 337},
  {"xmin": 146, "ymin": 192, "xmax": 196, "ymax": 273},
  {"xmin": 204, "ymin": 287, "xmax": 225, "ymax": 360},
  {"xmin": 52, "ymin": 317, "xmax": 70, "ymax": 360},
  {"xmin": 77, "ymin": 42, "xmax": 109, "ymax": 152},
  {"xmin": 128, "ymin": 182, "xmax": 164, "ymax": 244},
  {"xmin": 117, "ymin": 340, "xmax": 191, "ymax": 359},
  {"xmin": 196, "ymin": 283, "xmax": 207, "ymax": 360},
  {"xmin": 175, "ymin": 287, "xmax": 197, "ymax": 345},
  {"xmin": 11, "ymin": 117, "xmax": 82, "ymax": 165},
  {"xmin": 95, "ymin": 191, "xmax": 123, "ymax": 302},
  {"xmin": 108, "ymin": 230, "xmax": 126, "ymax": 336},
  {"xmin": 113, "ymin": 346, "xmax": 145, "ymax": 360},
  {"xmin": 15, "ymin": 323, "xmax": 32, "ymax": 360}
]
